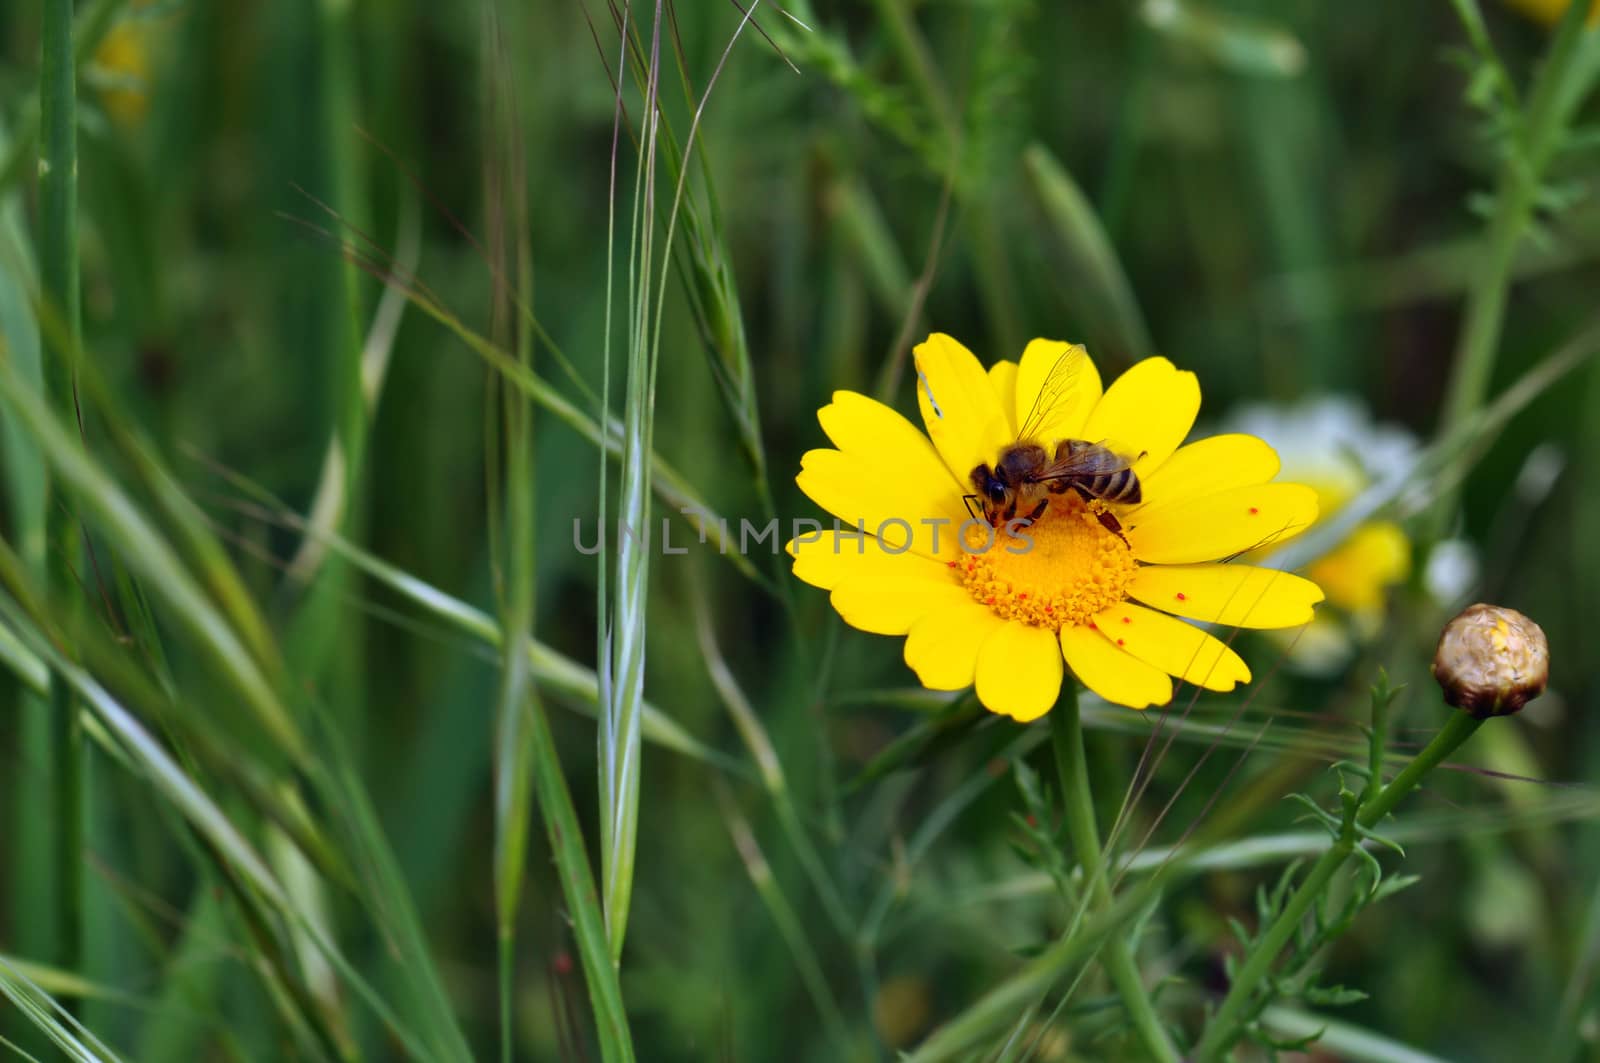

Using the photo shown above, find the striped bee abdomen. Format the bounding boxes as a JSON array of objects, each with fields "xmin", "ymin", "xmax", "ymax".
[
  {"xmin": 1079, "ymin": 467, "xmax": 1142, "ymax": 505},
  {"xmin": 1041, "ymin": 438, "xmax": 1143, "ymax": 506}
]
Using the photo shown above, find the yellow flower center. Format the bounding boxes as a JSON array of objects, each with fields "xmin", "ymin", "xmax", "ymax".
[{"xmin": 954, "ymin": 492, "xmax": 1137, "ymax": 631}]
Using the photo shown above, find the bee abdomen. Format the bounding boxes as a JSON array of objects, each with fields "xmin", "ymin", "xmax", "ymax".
[{"xmin": 1088, "ymin": 469, "xmax": 1142, "ymax": 505}]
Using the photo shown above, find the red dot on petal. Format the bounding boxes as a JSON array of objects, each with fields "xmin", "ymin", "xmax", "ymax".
[
  {"xmin": 1116, "ymin": 638, "xmax": 1125, "ymax": 646},
  {"xmin": 1248, "ymin": 507, "xmax": 1260, "ymax": 515},
  {"xmin": 1176, "ymin": 592, "xmax": 1187, "ymax": 601},
  {"xmin": 1122, "ymin": 616, "xmax": 1132, "ymax": 624}
]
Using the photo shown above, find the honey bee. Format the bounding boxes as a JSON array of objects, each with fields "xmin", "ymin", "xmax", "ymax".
[{"xmin": 965, "ymin": 347, "xmax": 1143, "ymax": 535}]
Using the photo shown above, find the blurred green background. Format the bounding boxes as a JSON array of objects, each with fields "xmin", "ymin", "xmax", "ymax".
[{"xmin": 2, "ymin": 0, "xmax": 1600, "ymax": 1060}]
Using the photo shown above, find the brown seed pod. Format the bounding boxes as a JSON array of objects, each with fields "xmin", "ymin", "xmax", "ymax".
[{"xmin": 1431, "ymin": 603, "xmax": 1549, "ymax": 718}]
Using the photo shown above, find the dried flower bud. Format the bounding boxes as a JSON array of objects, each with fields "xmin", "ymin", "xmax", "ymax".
[{"xmin": 1432, "ymin": 603, "xmax": 1549, "ymax": 717}]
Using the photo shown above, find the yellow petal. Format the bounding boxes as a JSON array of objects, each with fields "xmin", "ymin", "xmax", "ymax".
[
  {"xmin": 903, "ymin": 602, "xmax": 1006, "ymax": 691},
  {"xmin": 787, "ymin": 533, "xmax": 956, "ymax": 590},
  {"xmin": 1090, "ymin": 603, "xmax": 1250, "ymax": 692},
  {"xmin": 1134, "ymin": 434, "xmax": 1280, "ymax": 512},
  {"xmin": 1307, "ymin": 521, "xmax": 1410, "ymax": 613},
  {"xmin": 1126, "ymin": 484, "xmax": 1319, "ymax": 565},
  {"xmin": 987, "ymin": 360, "xmax": 1020, "ymax": 436},
  {"xmin": 833, "ymin": 581, "xmax": 977, "ymax": 635},
  {"xmin": 1127, "ymin": 564, "xmax": 1325, "ymax": 629},
  {"xmin": 975, "ymin": 621, "xmax": 1063, "ymax": 721},
  {"xmin": 818, "ymin": 390, "xmax": 959, "ymax": 492},
  {"xmin": 912, "ymin": 333, "xmax": 1013, "ymax": 486},
  {"xmin": 1081, "ymin": 357, "xmax": 1200, "ymax": 476},
  {"xmin": 796, "ymin": 448, "xmax": 967, "ymax": 559},
  {"xmin": 788, "ymin": 534, "xmax": 969, "ymax": 633},
  {"xmin": 1014, "ymin": 339, "xmax": 1101, "ymax": 443},
  {"xmin": 1060, "ymin": 625, "xmax": 1172, "ymax": 709}
]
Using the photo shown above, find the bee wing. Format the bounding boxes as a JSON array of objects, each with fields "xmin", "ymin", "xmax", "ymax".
[
  {"xmin": 1028, "ymin": 442, "xmax": 1136, "ymax": 483},
  {"xmin": 1016, "ymin": 346, "xmax": 1088, "ymax": 443}
]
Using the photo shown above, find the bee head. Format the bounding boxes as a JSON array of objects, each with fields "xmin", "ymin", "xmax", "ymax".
[{"xmin": 969, "ymin": 464, "xmax": 1012, "ymax": 525}]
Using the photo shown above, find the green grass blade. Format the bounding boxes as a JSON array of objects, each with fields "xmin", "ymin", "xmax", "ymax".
[
  {"xmin": 716, "ymin": 785, "xmax": 853, "ymax": 1056},
  {"xmin": 486, "ymin": 30, "xmax": 539, "ymax": 1052},
  {"xmin": 599, "ymin": 0, "xmax": 667, "ymax": 962},
  {"xmin": 275, "ymin": 0, "xmax": 380, "ymax": 855},
  {"xmin": 0, "ymin": 163, "xmax": 44, "ymax": 566},
  {"xmin": 0, "ymin": 591, "xmax": 444, "ymax": 1061},
  {"xmin": 313, "ymin": 726, "xmax": 476, "ymax": 1063},
  {"xmin": 1023, "ymin": 143, "xmax": 1155, "ymax": 361},
  {"xmin": 1141, "ymin": 0, "xmax": 1306, "ymax": 78},
  {"xmin": 0, "ymin": 957, "xmax": 121, "ymax": 1063},
  {"xmin": 0, "ymin": 614, "xmax": 49, "ymax": 693},
  {"xmin": 833, "ymin": 178, "xmax": 915, "ymax": 321},
  {"xmin": 37, "ymin": 0, "xmax": 86, "ymax": 1000},
  {"xmin": 529, "ymin": 698, "xmax": 637, "ymax": 1061},
  {"xmin": 0, "ymin": 0, "xmax": 127, "ymax": 195},
  {"xmin": 377, "ymin": 282, "xmax": 770, "ymax": 588},
  {"xmin": 134, "ymin": 892, "xmax": 236, "ymax": 1062},
  {"xmin": 694, "ymin": 597, "xmax": 854, "ymax": 939},
  {"xmin": 0, "ymin": 358, "xmax": 308, "ymax": 763},
  {"xmin": 1259, "ymin": 1006, "xmax": 1450, "ymax": 1063},
  {"xmin": 284, "ymin": 201, "xmax": 417, "ymax": 587},
  {"xmin": 210, "ymin": 489, "xmax": 741, "ymax": 770}
]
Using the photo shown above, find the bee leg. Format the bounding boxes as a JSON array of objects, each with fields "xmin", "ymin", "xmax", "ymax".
[
  {"xmin": 1026, "ymin": 499, "xmax": 1049, "ymax": 523},
  {"xmin": 1093, "ymin": 506, "xmax": 1132, "ymax": 547},
  {"xmin": 963, "ymin": 494, "xmax": 982, "ymax": 522}
]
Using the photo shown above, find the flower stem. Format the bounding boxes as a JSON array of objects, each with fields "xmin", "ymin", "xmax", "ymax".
[
  {"xmin": 39, "ymin": 0, "xmax": 84, "ymax": 1001},
  {"xmin": 1051, "ymin": 685, "xmax": 1180, "ymax": 1063},
  {"xmin": 1192, "ymin": 711, "xmax": 1484, "ymax": 1061},
  {"xmin": 1428, "ymin": 4, "xmax": 1600, "ymax": 537}
]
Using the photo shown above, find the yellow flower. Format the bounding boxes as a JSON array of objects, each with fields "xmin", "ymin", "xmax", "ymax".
[
  {"xmin": 1306, "ymin": 522, "xmax": 1409, "ymax": 615},
  {"xmin": 92, "ymin": 10, "xmax": 158, "ymax": 129},
  {"xmin": 1502, "ymin": 0, "xmax": 1600, "ymax": 26},
  {"xmin": 787, "ymin": 334, "xmax": 1324, "ymax": 720}
]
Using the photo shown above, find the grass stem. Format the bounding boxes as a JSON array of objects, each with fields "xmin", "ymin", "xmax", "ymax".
[
  {"xmin": 1050, "ymin": 686, "xmax": 1180, "ymax": 1063},
  {"xmin": 38, "ymin": 0, "xmax": 83, "ymax": 1001},
  {"xmin": 1430, "ymin": 4, "xmax": 1600, "ymax": 534}
]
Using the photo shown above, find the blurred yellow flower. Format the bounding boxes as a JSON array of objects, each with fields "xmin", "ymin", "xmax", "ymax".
[
  {"xmin": 92, "ymin": 12, "xmax": 158, "ymax": 128},
  {"xmin": 1226, "ymin": 397, "xmax": 1468, "ymax": 672},
  {"xmin": 1306, "ymin": 522, "xmax": 1409, "ymax": 615},
  {"xmin": 872, "ymin": 975, "xmax": 932, "ymax": 1048},
  {"xmin": 789, "ymin": 335, "xmax": 1323, "ymax": 719},
  {"xmin": 1502, "ymin": 0, "xmax": 1600, "ymax": 26}
]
